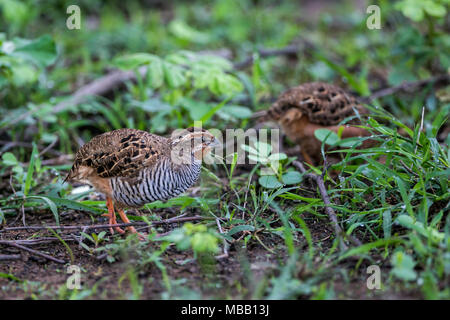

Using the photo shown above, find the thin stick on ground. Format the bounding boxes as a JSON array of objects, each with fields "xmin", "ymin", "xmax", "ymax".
[
  {"xmin": 0, "ymin": 254, "xmax": 21, "ymax": 261},
  {"xmin": 215, "ymin": 218, "xmax": 229, "ymax": 260},
  {"xmin": 0, "ymin": 240, "xmax": 66, "ymax": 264},
  {"xmin": 292, "ymin": 160, "xmax": 362, "ymax": 249},
  {"xmin": 0, "ymin": 215, "xmax": 216, "ymax": 233}
]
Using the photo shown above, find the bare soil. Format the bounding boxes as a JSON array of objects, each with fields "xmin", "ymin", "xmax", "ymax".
[{"xmin": 0, "ymin": 207, "xmax": 420, "ymax": 300}]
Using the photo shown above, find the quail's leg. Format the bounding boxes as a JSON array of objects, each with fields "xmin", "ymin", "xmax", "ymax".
[
  {"xmin": 102, "ymin": 197, "xmax": 125, "ymax": 235},
  {"xmin": 117, "ymin": 208, "xmax": 146, "ymax": 241}
]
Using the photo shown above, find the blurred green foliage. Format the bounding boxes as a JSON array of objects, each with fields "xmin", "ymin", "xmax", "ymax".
[{"xmin": 0, "ymin": 0, "xmax": 448, "ymax": 300}]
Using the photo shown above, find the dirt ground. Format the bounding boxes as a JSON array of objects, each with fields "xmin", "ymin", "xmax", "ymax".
[{"xmin": 0, "ymin": 205, "xmax": 422, "ymax": 300}]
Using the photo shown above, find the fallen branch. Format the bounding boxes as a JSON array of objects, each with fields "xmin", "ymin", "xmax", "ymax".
[
  {"xmin": 0, "ymin": 240, "xmax": 66, "ymax": 264},
  {"xmin": 5, "ymin": 67, "xmax": 147, "ymax": 128},
  {"xmin": 292, "ymin": 160, "xmax": 362, "ymax": 249},
  {"xmin": 0, "ymin": 237, "xmax": 79, "ymax": 246},
  {"xmin": 0, "ymin": 254, "xmax": 21, "ymax": 261}
]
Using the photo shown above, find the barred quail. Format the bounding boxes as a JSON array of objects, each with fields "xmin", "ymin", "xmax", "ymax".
[
  {"xmin": 65, "ymin": 127, "xmax": 220, "ymax": 237},
  {"xmin": 266, "ymin": 82, "xmax": 370, "ymax": 164}
]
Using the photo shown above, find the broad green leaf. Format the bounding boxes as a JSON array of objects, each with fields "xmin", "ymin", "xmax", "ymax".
[
  {"xmin": 191, "ymin": 232, "xmax": 219, "ymax": 253},
  {"xmin": 314, "ymin": 129, "xmax": 339, "ymax": 146},
  {"xmin": 390, "ymin": 250, "xmax": 417, "ymax": 281},
  {"xmin": 113, "ymin": 53, "xmax": 157, "ymax": 70},
  {"xmin": 227, "ymin": 225, "xmax": 255, "ymax": 236},
  {"xmin": 147, "ymin": 57, "xmax": 164, "ymax": 88},
  {"xmin": 241, "ymin": 144, "xmax": 259, "ymax": 155},
  {"xmin": 220, "ymin": 105, "xmax": 253, "ymax": 119},
  {"xmin": 168, "ymin": 20, "xmax": 211, "ymax": 44},
  {"xmin": 424, "ymin": 1, "xmax": 446, "ymax": 17},
  {"xmin": 255, "ymin": 141, "xmax": 272, "ymax": 158},
  {"xmin": 181, "ymin": 98, "xmax": 211, "ymax": 120},
  {"xmin": 281, "ymin": 171, "xmax": 303, "ymax": 185},
  {"xmin": 396, "ymin": 215, "xmax": 445, "ymax": 243},
  {"xmin": 2, "ymin": 152, "xmax": 18, "ymax": 166},
  {"xmin": 268, "ymin": 153, "xmax": 287, "ymax": 161},
  {"xmin": 29, "ymin": 196, "xmax": 59, "ymax": 225},
  {"xmin": 259, "ymin": 175, "xmax": 283, "ymax": 189},
  {"xmin": 163, "ymin": 62, "xmax": 186, "ymax": 88},
  {"xmin": 12, "ymin": 34, "xmax": 56, "ymax": 67}
]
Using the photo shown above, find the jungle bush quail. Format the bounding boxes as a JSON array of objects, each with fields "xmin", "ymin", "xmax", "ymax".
[
  {"xmin": 65, "ymin": 127, "xmax": 220, "ymax": 237},
  {"xmin": 266, "ymin": 82, "xmax": 371, "ymax": 165}
]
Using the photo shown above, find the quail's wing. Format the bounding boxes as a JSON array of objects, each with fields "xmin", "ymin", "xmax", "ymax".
[
  {"xmin": 66, "ymin": 128, "xmax": 168, "ymax": 181},
  {"xmin": 268, "ymin": 82, "xmax": 367, "ymax": 125}
]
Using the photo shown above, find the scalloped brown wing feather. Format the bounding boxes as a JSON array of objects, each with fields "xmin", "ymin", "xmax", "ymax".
[
  {"xmin": 66, "ymin": 128, "xmax": 169, "ymax": 182},
  {"xmin": 267, "ymin": 82, "xmax": 370, "ymax": 164},
  {"xmin": 267, "ymin": 82, "xmax": 368, "ymax": 125}
]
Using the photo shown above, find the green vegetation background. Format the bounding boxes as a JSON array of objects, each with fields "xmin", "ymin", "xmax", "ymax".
[{"xmin": 0, "ymin": 0, "xmax": 448, "ymax": 299}]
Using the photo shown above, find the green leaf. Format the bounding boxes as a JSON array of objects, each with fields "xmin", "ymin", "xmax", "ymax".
[
  {"xmin": 424, "ymin": 1, "xmax": 446, "ymax": 17},
  {"xmin": 29, "ymin": 196, "xmax": 59, "ymax": 225},
  {"xmin": 198, "ymin": 97, "xmax": 230, "ymax": 124},
  {"xmin": 383, "ymin": 209, "xmax": 392, "ymax": 239},
  {"xmin": 226, "ymin": 225, "xmax": 255, "ymax": 236},
  {"xmin": 314, "ymin": 129, "xmax": 339, "ymax": 146},
  {"xmin": 28, "ymin": 196, "xmax": 103, "ymax": 215},
  {"xmin": 255, "ymin": 141, "xmax": 272, "ymax": 158},
  {"xmin": 2, "ymin": 152, "xmax": 18, "ymax": 166},
  {"xmin": 24, "ymin": 143, "xmax": 37, "ymax": 196},
  {"xmin": 394, "ymin": 176, "xmax": 414, "ymax": 217},
  {"xmin": 168, "ymin": 20, "xmax": 211, "ymax": 44},
  {"xmin": 163, "ymin": 62, "xmax": 186, "ymax": 88},
  {"xmin": 190, "ymin": 233, "xmax": 219, "ymax": 253},
  {"xmin": 0, "ymin": 272, "xmax": 21, "ymax": 282},
  {"xmin": 388, "ymin": 63, "xmax": 417, "ymax": 86},
  {"xmin": 268, "ymin": 153, "xmax": 287, "ymax": 161},
  {"xmin": 181, "ymin": 98, "xmax": 211, "ymax": 120},
  {"xmin": 209, "ymin": 73, "xmax": 243, "ymax": 95},
  {"xmin": 12, "ymin": 34, "xmax": 57, "ymax": 67},
  {"xmin": 147, "ymin": 57, "xmax": 164, "ymax": 88},
  {"xmin": 113, "ymin": 53, "xmax": 157, "ymax": 70},
  {"xmin": 241, "ymin": 144, "xmax": 259, "ymax": 155},
  {"xmin": 281, "ymin": 171, "xmax": 303, "ymax": 185},
  {"xmin": 390, "ymin": 250, "xmax": 417, "ymax": 281},
  {"xmin": 259, "ymin": 175, "xmax": 283, "ymax": 189},
  {"xmin": 396, "ymin": 215, "xmax": 445, "ymax": 243},
  {"xmin": 220, "ymin": 105, "xmax": 253, "ymax": 119}
]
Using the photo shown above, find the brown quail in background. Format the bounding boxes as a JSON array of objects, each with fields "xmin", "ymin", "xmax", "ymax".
[
  {"xmin": 266, "ymin": 82, "xmax": 371, "ymax": 165},
  {"xmin": 65, "ymin": 127, "xmax": 220, "ymax": 237}
]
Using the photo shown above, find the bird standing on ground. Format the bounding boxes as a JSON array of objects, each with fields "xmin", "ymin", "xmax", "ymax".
[
  {"xmin": 65, "ymin": 127, "xmax": 220, "ymax": 237},
  {"xmin": 265, "ymin": 82, "xmax": 370, "ymax": 165}
]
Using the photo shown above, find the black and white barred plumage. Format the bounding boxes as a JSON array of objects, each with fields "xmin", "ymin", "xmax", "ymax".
[{"xmin": 111, "ymin": 159, "xmax": 201, "ymax": 207}]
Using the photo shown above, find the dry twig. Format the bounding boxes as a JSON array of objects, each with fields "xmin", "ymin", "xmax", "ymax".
[
  {"xmin": 0, "ymin": 240, "xmax": 66, "ymax": 264},
  {"xmin": 292, "ymin": 160, "xmax": 362, "ymax": 249},
  {"xmin": 0, "ymin": 215, "xmax": 214, "ymax": 233}
]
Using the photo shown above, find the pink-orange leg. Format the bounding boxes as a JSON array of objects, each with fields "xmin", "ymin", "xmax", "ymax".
[
  {"xmin": 102, "ymin": 197, "xmax": 125, "ymax": 235},
  {"xmin": 117, "ymin": 208, "xmax": 146, "ymax": 241}
]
